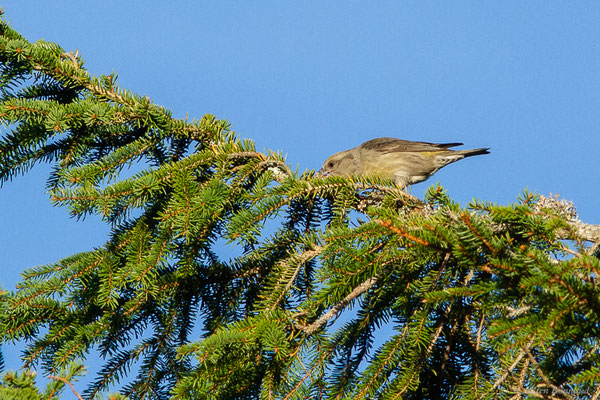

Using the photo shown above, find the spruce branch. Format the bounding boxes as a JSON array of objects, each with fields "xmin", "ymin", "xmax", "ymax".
[
  {"xmin": 227, "ymin": 151, "xmax": 266, "ymax": 161},
  {"xmin": 48, "ymin": 375, "xmax": 84, "ymax": 400},
  {"xmin": 534, "ymin": 194, "xmax": 600, "ymax": 248},
  {"xmin": 59, "ymin": 50, "xmax": 82, "ymax": 69},
  {"xmin": 365, "ymin": 189, "xmax": 600, "ymax": 246},
  {"xmin": 592, "ymin": 384, "xmax": 600, "ymax": 400},
  {"xmin": 482, "ymin": 338, "xmax": 535, "ymax": 399},
  {"xmin": 525, "ymin": 350, "xmax": 576, "ymax": 400},
  {"xmin": 2, "ymin": 15, "xmax": 599, "ymax": 399},
  {"xmin": 267, "ymin": 247, "xmax": 323, "ymax": 312},
  {"xmin": 297, "ymin": 276, "xmax": 378, "ymax": 335}
]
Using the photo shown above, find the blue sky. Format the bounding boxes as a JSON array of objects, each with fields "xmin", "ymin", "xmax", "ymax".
[{"xmin": 1, "ymin": 0, "xmax": 599, "ymax": 393}]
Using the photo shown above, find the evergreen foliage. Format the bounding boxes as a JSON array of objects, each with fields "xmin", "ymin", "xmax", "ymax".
[
  {"xmin": 1, "ymin": 12, "xmax": 599, "ymax": 400},
  {"xmin": 0, "ymin": 363, "xmax": 119, "ymax": 400}
]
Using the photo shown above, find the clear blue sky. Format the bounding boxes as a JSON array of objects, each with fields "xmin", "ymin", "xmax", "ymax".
[{"xmin": 1, "ymin": 0, "xmax": 599, "ymax": 393}]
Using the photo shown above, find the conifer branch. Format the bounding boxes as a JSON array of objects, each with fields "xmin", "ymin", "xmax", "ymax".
[
  {"xmin": 592, "ymin": 384, "xmax": 600, "ymax": 400},
  {"xmin": 48, "ymin": 375, "xmax": 84, "ymax": 400},
  {"xmin": 473, "ymin": 312, "xmax": 486, "ymax": 396},
  {"xmin": 483, "ymin": 338, "xmax": 535, "ymax": 398},
  {"xmin": 376, "ymin": 190, "xmax": 600, "ymax": 245},
  {"xmin": 2, "ymin": 16, "xmax": 599, "ymax": 399},
  {"xmin": 227, "ymin": 151, "xmax": 266, "ymax": 161},
  {"xmin": 298, "ymin": 276, "xmax": 378, "ymax": 335},
  {"xmin": 534, "ymin": 194, "xmax": 600, "ymax": 245},
  {"xmin": 525, "ymin": 350, "xmax": 575, "ymax": 400},
  {"xmin": 268, "ymin": 247, "xmax": 322, "ymax": 311}
]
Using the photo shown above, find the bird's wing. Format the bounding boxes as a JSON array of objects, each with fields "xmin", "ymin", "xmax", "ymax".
[{"xmin": 360, "ymin": 137, "xmax": 463, "ymax": 154}]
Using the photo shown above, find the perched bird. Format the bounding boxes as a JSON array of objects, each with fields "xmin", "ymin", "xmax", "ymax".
[{"xmin": 319, "ymin": 137, "xmax": 489, "ymax": 188}]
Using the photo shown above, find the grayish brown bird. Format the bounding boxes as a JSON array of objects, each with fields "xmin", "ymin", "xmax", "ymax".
[{"xmin": 319, "ymin": 137, "xmax": 490, "ymax": 188}]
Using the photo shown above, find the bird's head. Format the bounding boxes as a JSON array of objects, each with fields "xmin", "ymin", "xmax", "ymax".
[{"xmin": 318, "ymin": 149, "xmax": 359, "ymax": 177}]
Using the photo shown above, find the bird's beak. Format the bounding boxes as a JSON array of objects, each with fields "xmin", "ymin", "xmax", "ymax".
[{"xmin": 317, "ymin": 169, "xmax": 330, "ymax": 177}]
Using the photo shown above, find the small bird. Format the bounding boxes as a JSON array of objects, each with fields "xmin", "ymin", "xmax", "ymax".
[{"xmin": 319, "ymin": 137, "xmax": 490, "ymax": 188}]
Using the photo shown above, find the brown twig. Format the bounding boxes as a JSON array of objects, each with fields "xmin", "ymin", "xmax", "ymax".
[
  {"xmin": 525, "ymin": 350, "xmax": 575, "ymax": 400},
  {"xmin": 480, "ymin": 337, "xmax": 535, "ymax": 399},
  {"xmin": 591, "ymin": 383, "xmax": 600, "ymax": 400},
  {"xmin": 534, "ymin": 194, "xmax": 600, "ymax": 245},
  {"xmin": 270, "ymin": 248, "xmax": 323, "ymax": 311},
  {"xmin": 48, "ymin": 375, "xmax": 84, "ymax": 400},
  {"xmin": 298, "ymin": 276, "xmax": 378, "ymax": 335}
]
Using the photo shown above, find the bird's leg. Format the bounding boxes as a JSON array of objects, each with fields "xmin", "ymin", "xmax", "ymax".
[
  {"xmin": 393, "ymin": 175, "xmax": 410, "ymax": 193},
  {"xmin": 398, "ymin": 184, "xmax": 412, "ymax": 196}
]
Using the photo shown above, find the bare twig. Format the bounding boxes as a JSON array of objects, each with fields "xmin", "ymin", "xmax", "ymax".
[
  {"xmin": 60, "ymin": 50, "xmax": 81, "ymax": 69},
  {"xmin": 526, "ymin": 350, "xmax": 575, "ymax": 400},
  {"xmin": 591, "ymin": 382, "xmax": 600, "ymax": 400},
  {"xmin": 481, "ymin": 337, "xmax": 535, "ymax": 399},
  {"xmin": 270, "ymin": 248, "xmax": 323, "ymax": 311},
  {"xmin": 534, "ymin": 194, "xmax": 600, "ymax": 244},
  {"xmin": 48, "ymin": 375, "xmax": 84, "ymax": 400},
  {"xmin": 227, "ymin": 151, "xmax": 266, "ymax": 161},
  {"xmin": 298, "ymin": 276, "xmax": 378, "ymax": 335},
  {"xmin": 258, "ymin": 159, "xmax": 294, "ymax": 182}
]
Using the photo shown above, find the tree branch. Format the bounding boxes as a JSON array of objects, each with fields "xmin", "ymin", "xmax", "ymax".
[
  {"xmin": 48, "ymin": 375, "xmax": 84, "ymax": 400},
  {"xmin": 482, "ymin": 338, "xmax": 535, "ymax": 398},
  {"xmin": 535, "ymin": 194, "xmax": 600, "ymax": 245},
  {"xmin": 525, "ymin": 350, "xmax": 575, "ymax": 400},
  {"xmin": 297, "ymin": 276, "xmax": 378, "ymax": 335}
]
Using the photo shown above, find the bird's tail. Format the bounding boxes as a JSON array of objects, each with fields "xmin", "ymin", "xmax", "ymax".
[{"xmin": 455, "ymin": 148, "xmax": 490, "ymax": 158}]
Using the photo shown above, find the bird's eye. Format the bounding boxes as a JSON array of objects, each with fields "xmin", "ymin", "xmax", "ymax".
[{"xmin": 328, "ymin": 162, "xmax": 335, "ymax": 168}]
